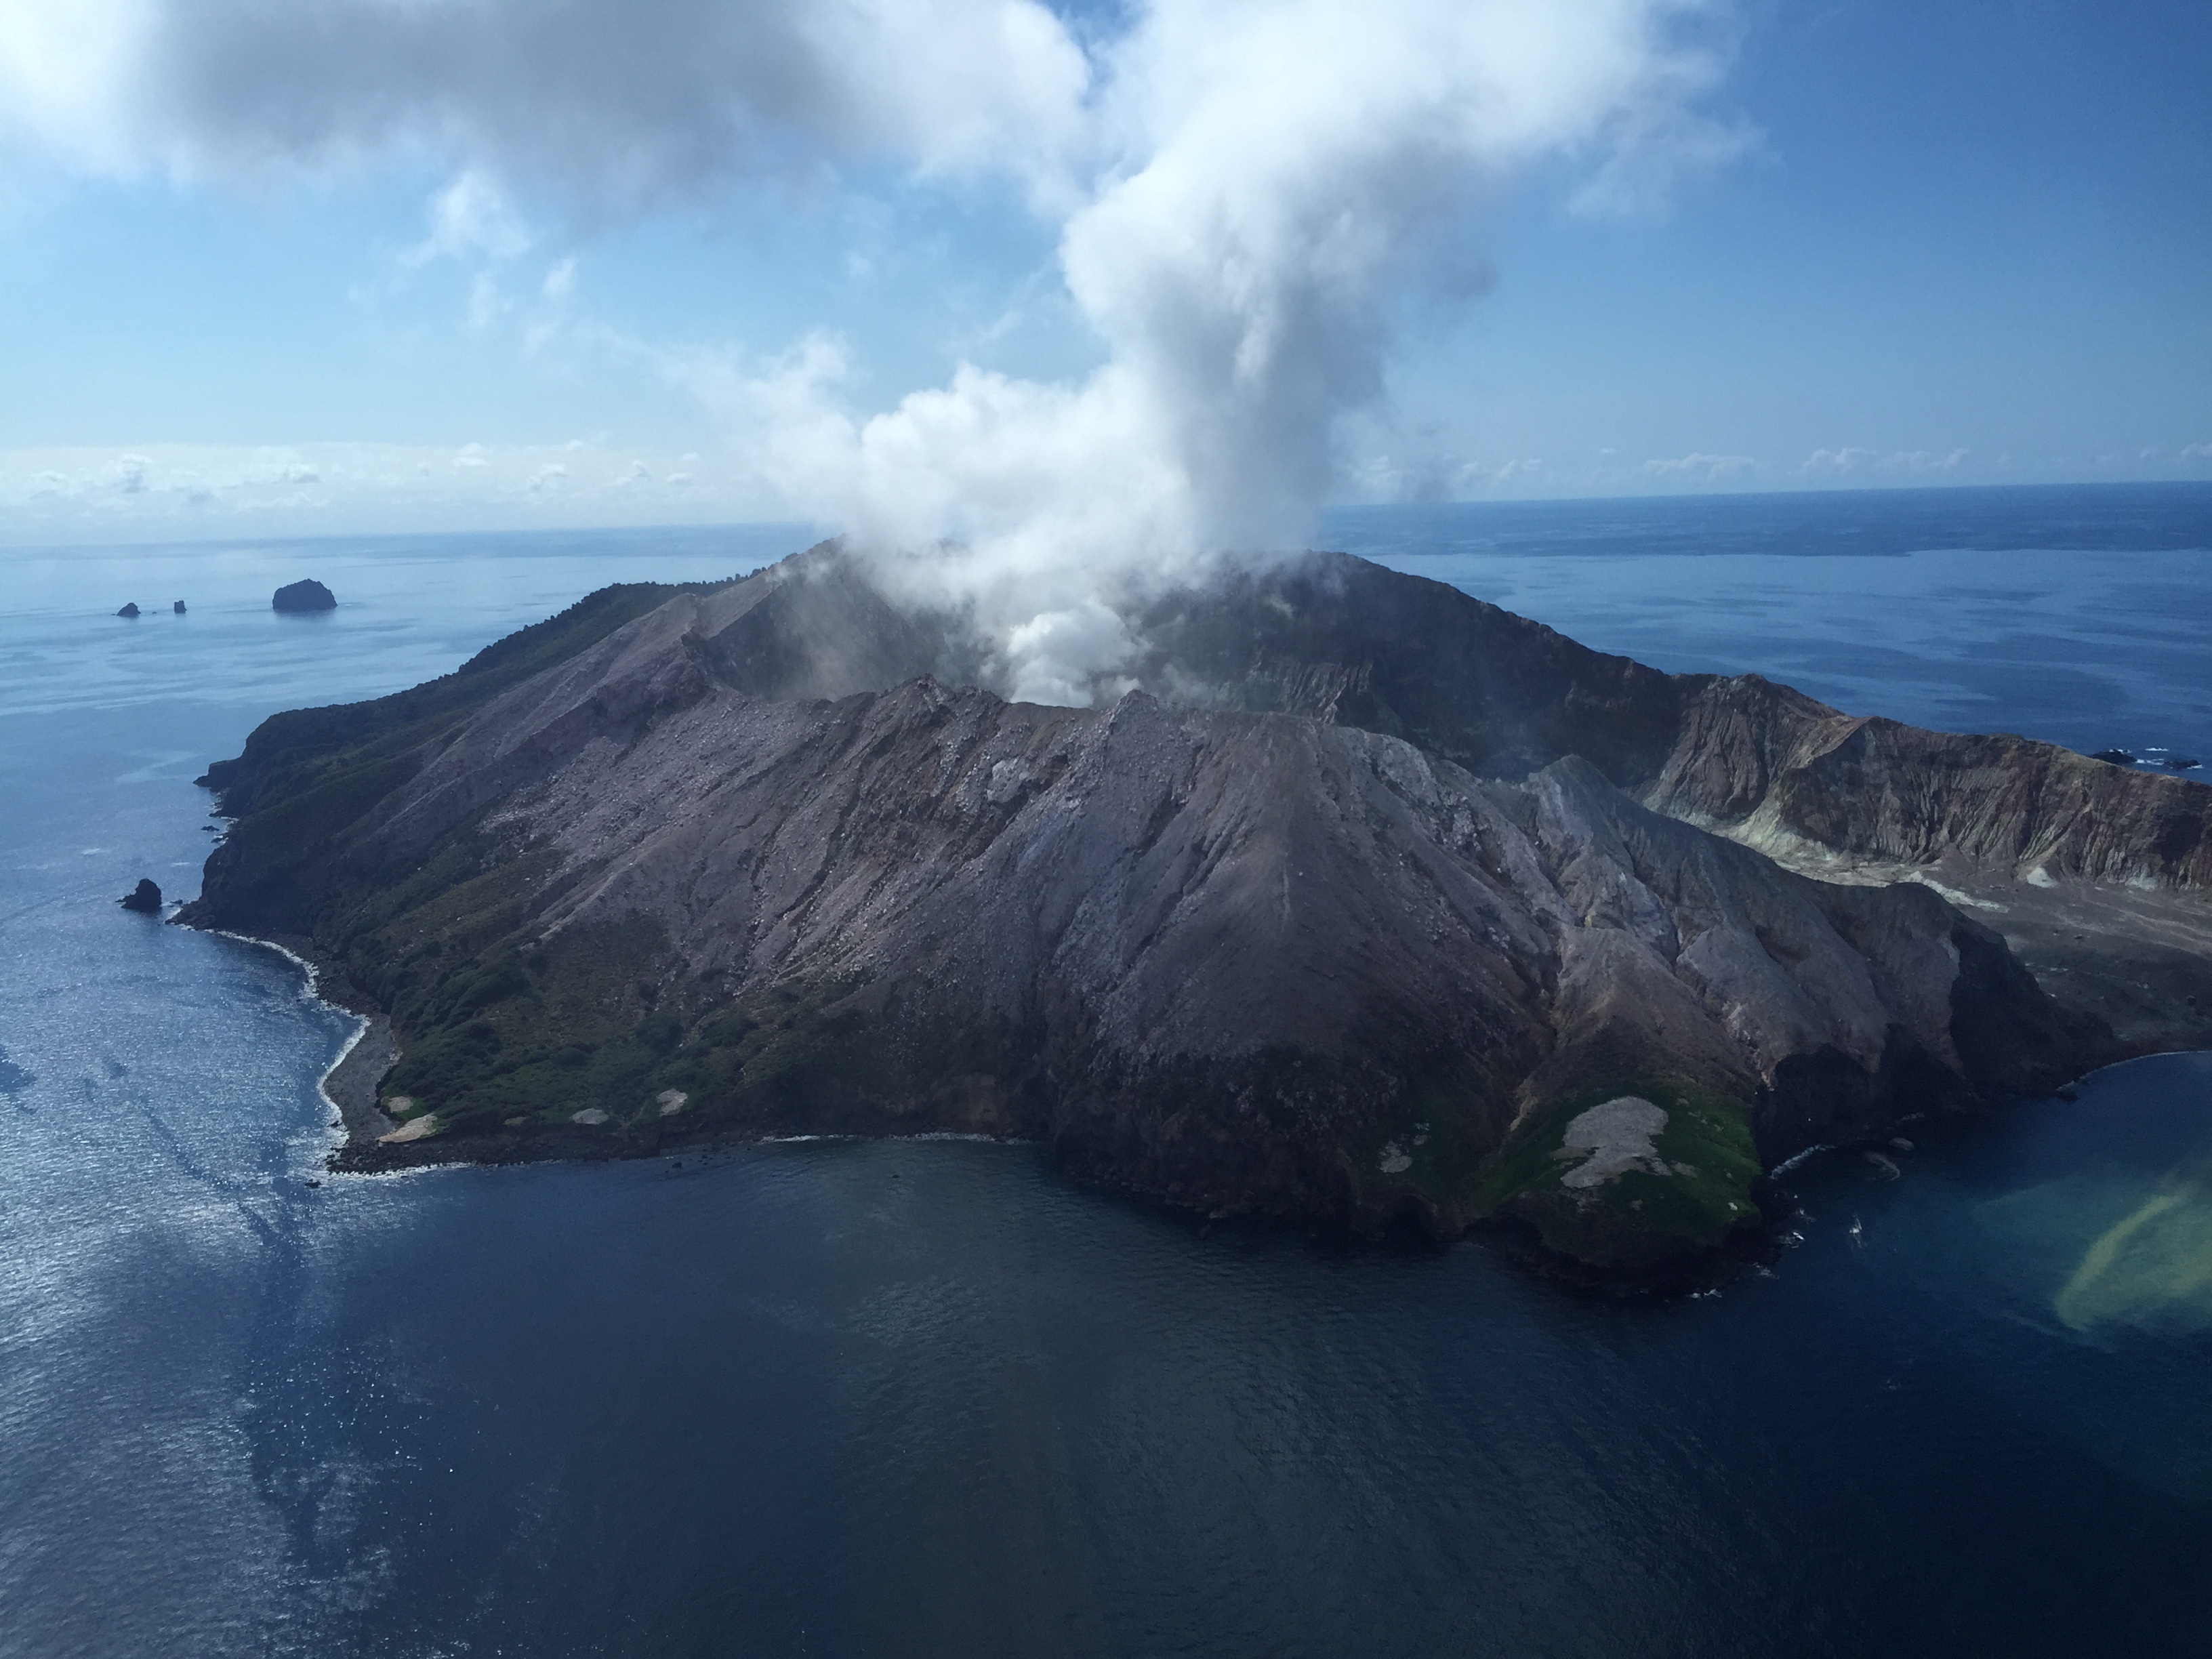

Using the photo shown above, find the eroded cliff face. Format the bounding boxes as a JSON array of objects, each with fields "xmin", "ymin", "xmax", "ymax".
[
  {"xmin": 1644, "ymin": 677, "xmax": 2212, "ymax": 890},
  {"xmin": 182, "ymin": 546, "xmax": 2209, "ymax": 1279},
  {"xmin": 1105, "ymin": 552, "xmax": 2212, "ymax": 893}
]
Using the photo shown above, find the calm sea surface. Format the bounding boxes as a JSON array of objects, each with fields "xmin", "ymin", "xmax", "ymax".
[{"xmin": 4, "ymin": 486, "xmax": 2211, "ymax": 1658}]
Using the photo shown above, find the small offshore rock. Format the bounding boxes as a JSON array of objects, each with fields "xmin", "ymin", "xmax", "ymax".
[
  {"xmin": 119, "ymin": 878, "xmax": 162, "ymax": 913},
  {"xmin": 172, "ymin": 600, "xmax": 186, "ymax": 614},
  {"xmin": 116, "ymin": 602, "xmax": 140, "ymax": 619},
  {"xmin": 2089, "ymin": 747, "xmax": 2135, "ymax": 765},
  {"xmin": 272, "ymin": 578, "xmax": 337, "ymax": 613},
  {"xmin": 2168, "ymin": 756, "xmax": 2201, "ymax": 771}
]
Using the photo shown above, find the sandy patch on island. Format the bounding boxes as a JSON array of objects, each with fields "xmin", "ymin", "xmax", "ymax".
[
  {"xmin": 380, "ymin": 1112, "xmax": 437, "ymax": 1145},
  {"xmin": 1556, "ymin": 1096, "xmax": 1671, "ymax": 1188}
]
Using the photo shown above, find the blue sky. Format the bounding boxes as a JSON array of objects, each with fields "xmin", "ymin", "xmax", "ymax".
[{"xmin": 1, "ymin": 0, "xmax": 2207, "ymax": 546}]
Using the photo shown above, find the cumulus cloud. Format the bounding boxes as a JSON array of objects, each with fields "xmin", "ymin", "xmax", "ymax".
[
  {"xmin": 1639, "ymin": 451, "xmax": 1757, "ymax": 483},
  {"xmin": 4, "ymin": 0, "xmax": 1748, "ymax": 701},
  {"xmin": 1802, "ymin": 445, "xmax": 1967, "ymax": 477},
  {"xmin": 0, "ymin": 0, "xmax": 1094, "ymax": 207}
]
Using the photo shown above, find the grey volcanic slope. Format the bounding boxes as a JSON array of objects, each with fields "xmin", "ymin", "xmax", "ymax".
[
  {"xmin": 1121, "ymin": 557, "xmax": 2212, "ymax": 890},
  {"xmin": 184, "ymin": 548, "xmax": 2212, "ymax": 1275}
]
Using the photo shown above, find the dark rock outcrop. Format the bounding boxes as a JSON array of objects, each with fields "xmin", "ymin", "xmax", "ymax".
[
  {"xmin": 120, "ymin": 878, "xmax": 162, "ymax": 914},
  {"xmin": 272, "ymin": 579, "xmax": 337, "ymax": 613},
  {"xmin": 117, "ymin": 602, "xmax": 140, "ymax": 619},
  {"xmin": 173, "ymin": 600, "xmax": 186, "ymax": 615}
]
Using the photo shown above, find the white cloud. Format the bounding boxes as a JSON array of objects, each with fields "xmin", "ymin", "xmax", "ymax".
[
  {"xmin": 2182, "ymin": 442, "xmax": 2212, "ymax": 464},
  {"xmin": 0, "ymin": 440, "xmax": 787, "ymax": 542},
  {"xmin": 408, "ymin": 170, "xmax": 532, "ymax": 266},
  {"xmin": 1802, "ymin": 445, "xmax": 1966, "ymax": 476},
  {"xmin": 665, "ymin": 2, "xmax": 1748, "ymax": 699},
  {"xmin": 3, "ymin": 0, "xmax": 1749, "ymax": 701},
  {"xmin": 0, "ymin": 0, "xmax": 1095, "ymax": 207},
  {"xmin": 1639, "ymin": 451, "xmax": 1757, "ymax": 482},
  {"xmin": 1887, "ymin": 447, "xmax": 1967, "ymax": 474}
]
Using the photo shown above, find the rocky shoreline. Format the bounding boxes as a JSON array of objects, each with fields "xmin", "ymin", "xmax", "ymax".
[{"xmin": 287, "ymin": 942, "xmax": 1806, "ymax": 1296}]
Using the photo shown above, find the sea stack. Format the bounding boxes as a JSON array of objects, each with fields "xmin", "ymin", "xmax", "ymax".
[
  {"xmin": 116, "ymin": 602, "xmax": 140, "ymax": 619},
  {"xmin": 173, "ymin": 600, "xmax": 186, "ymax": 614},
  {"xmin": 119, "ymin": 878, "xmax": 162, "ymax": 914},
  {"xmin": 272, "ymin": 579, "xmax": 337, "ymax": 613}
]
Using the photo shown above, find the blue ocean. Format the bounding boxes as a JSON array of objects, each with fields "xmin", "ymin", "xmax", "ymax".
[{"xmin": 4, "ymin": 485, "xmax": 2211, "ymax": 1658}]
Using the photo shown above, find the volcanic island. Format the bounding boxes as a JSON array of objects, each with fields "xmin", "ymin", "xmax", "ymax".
[{"xmin": 179, "ymin": 547, "xmax": 2212, "ymax": 1285}]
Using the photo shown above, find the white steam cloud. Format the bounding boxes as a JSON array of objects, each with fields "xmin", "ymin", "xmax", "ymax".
[{"xmin": 3, "ymin": 0, "xmax": 1745, "ymax": 703}]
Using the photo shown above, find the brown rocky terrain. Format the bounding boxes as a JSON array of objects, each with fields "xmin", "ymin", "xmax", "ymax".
[{"xmin": 180, "ymin": 546, "xmax": 2212, "ymax": 1281}]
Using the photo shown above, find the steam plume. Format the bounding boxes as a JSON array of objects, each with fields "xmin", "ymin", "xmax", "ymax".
[{"xmin": 3, "ymin": 0, "xmax": 1743, "ymax": 703}]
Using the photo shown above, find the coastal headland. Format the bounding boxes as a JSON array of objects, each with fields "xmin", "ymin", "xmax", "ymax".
[{"xmin": 178, "ymin": 547, "xmax": 2212, "ymax": 1284}]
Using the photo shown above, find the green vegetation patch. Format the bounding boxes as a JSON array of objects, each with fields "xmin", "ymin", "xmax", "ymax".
[
  {"xmin": 360, "ymin": 869, "xmax": 1039, "ymax": 1143},
  {"xmin": 1342, "ymin": 1057, "xmax": 1500, "ymax": 1212},
  {"xmin": 659, "ymin": 981, "xmax": 1036, "ymax": 1133},
  {"xmin": 1469, "ymin": 1078, "xmax": 1763, "ymax": 1269},
  {"xmin": 375, "ymin": 912, "xmax": 687, "ymax": 1137}
]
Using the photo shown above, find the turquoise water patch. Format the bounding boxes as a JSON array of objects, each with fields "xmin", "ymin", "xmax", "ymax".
[
  {"xmin": 1975, "ymin": 1147, "xmax": 2212, "ymax": 1337},
  {"xmin": 2055, "ymin": 1168, "xmax": 2212, "ymax": 1336}
]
